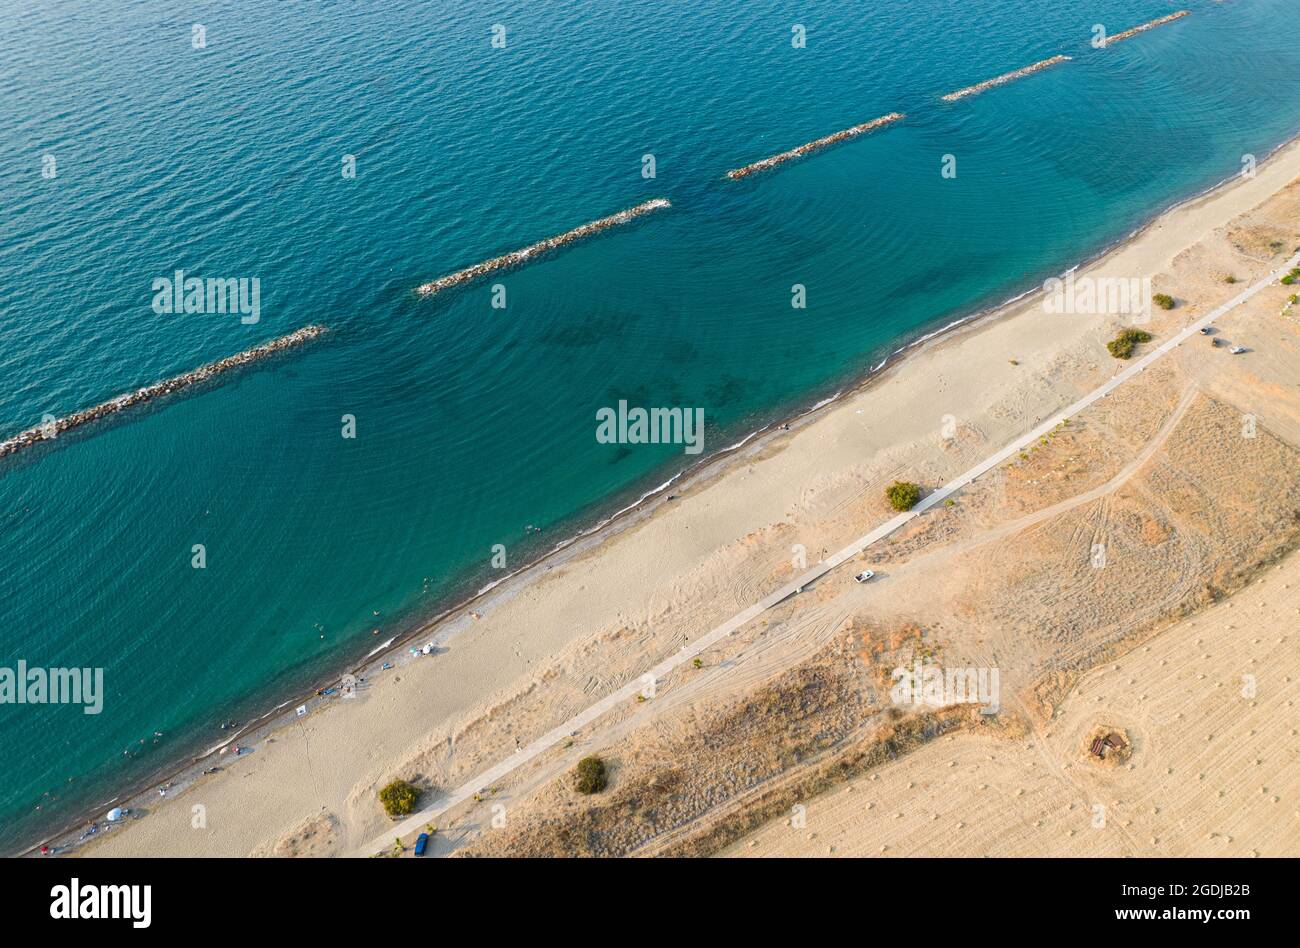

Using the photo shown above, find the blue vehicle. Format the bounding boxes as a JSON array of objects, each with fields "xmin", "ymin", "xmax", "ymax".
[{"xmin": 414, "ymin": 833, "xmax": 429, "ymax": 857}]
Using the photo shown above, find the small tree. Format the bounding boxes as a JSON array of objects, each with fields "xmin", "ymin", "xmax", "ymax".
[
  {"xmin": 1152, "ymin": 293, "xmax": 1175, "ymax": 310},
  {"xmin": 1107, "ymin": 327, "xmax": 1153, "ymax": 359},
  {"xmin": 886, "ymin": 481, "xmax": 921, "ymax": 512},
  {"xmin": 574, "ymin": 756, "xmax": 608, "ymax": 795},
  {"xmin": 379, "ymin": 779, "xmax": 421, "ymax": 817}
]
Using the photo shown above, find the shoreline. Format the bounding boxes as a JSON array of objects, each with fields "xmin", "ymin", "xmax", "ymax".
[{"xmin": 22, "ymin": 129, "xmax": 1300, "ymax": 859}]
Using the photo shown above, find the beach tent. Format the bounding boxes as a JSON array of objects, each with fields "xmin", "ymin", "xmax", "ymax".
[{"xmin": 106, "ymin": 806, "xmax": 123, "ymax": 822}]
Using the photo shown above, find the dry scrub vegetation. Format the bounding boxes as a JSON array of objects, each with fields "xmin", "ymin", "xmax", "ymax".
[{"xmin": 459, "ymin": 635, "xmax": 996, "ymax": 857}]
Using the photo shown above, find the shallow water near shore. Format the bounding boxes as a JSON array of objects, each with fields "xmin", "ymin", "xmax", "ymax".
[{"xmin": 2, "ymin": 0, "xmax": 1300, "ymax": 852}]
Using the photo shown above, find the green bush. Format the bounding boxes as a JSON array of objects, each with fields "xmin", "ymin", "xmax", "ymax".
[
  {"xmin": 1281, "ymin": 268, "xmax": 1300, "ymax": 286},
  {"xmin": 574, "ymin": 756, "xmax": 608, "ymax": 795},
  {"xmin": 379, "ymin": 779, "xmax": 421, "ymax": 817},
  {"xmin": 886, "ymin": 481, "xmax": 922, "ymax": 512},
  {"xmin": 1106, "ymin": 327, "xmax": 1153, "ymax": 360},
  {"xmin": 1152, "ymin": 293, "xmax": 1175, "ymax": 310}
]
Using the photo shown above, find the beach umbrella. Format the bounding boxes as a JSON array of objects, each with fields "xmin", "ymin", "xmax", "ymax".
[{"xmin": 106, "ymin": 807, "xmax": 123, "ymax": 822}]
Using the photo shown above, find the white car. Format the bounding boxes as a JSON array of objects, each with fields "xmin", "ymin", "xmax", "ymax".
[
  {"xmin": 854, "ymin": 570, "xmax": 876, "ymax": 583},
  {"xmin": 1230, "ymin": 346, "xmax": 1247, "ymax": 354}
]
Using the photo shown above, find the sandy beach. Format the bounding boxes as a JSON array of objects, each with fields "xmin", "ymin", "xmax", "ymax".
[{"xmin": 68, "ymin": 137, "xmax": 1300, "ymax": 859}]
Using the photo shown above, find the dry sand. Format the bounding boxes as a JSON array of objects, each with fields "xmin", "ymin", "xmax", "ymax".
[
  {"xmin": 75, "ymin": 138, "xmax": 1300, "ymax": 858},
  {"xmin": 725, "ymin": 559, "xmax": 1300, "ymax": 858}
]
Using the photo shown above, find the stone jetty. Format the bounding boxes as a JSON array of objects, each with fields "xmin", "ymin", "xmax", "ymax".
[
  {"xmin": 1105, "ymin": 11, "xmax": 1190, "ymax": 46},
  {"xmin": 941, "ymin": 55, "xmax": 1072, "ymax": 102},
  {"xmin": 725, "ymin": 112, "xmax": 906, "ymax": 180},
  {"xmin": 0, "ymin": 325, "xmax": 328, "ymax": 462},
  {"xmin": 415, "ymin": 199, "xmax": 671, "ymax": 297}
]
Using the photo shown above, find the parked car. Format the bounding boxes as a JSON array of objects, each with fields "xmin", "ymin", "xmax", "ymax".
[
  {"xmin": 854, "ymin": 570, "xmax": 876, "ymax": 583},
  {"xmin": 1230, "ymin": 346, "xmax": 1247, "ymax": 354},
  {"xmin": 414, "ymin": 832, "xmax": 429, "ymax": 856}
]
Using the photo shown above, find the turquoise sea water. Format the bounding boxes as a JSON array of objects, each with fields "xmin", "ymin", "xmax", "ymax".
[{"xmin": 3, "ymin": 0, "xmax": 1300, "ymax": 852}]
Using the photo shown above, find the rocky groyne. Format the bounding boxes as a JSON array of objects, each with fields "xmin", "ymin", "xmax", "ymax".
[
  {"xmin": 415, "ymin": 199, "xmax": 671, "ymax": 297},
  {"xmin": 0, "ymin": 325, "xmax": 328, "ymax": 462},
  {"xmin": 1105, "ymin": 11, "xmax": 1190, "ymax": 46},
  {"xmin": 725, "ymin": 112, "xmax": 906, "ymax": 180},
  {"xmin": 940, "ymin": 55, "xmax": 1072, "ymax": 102}
]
